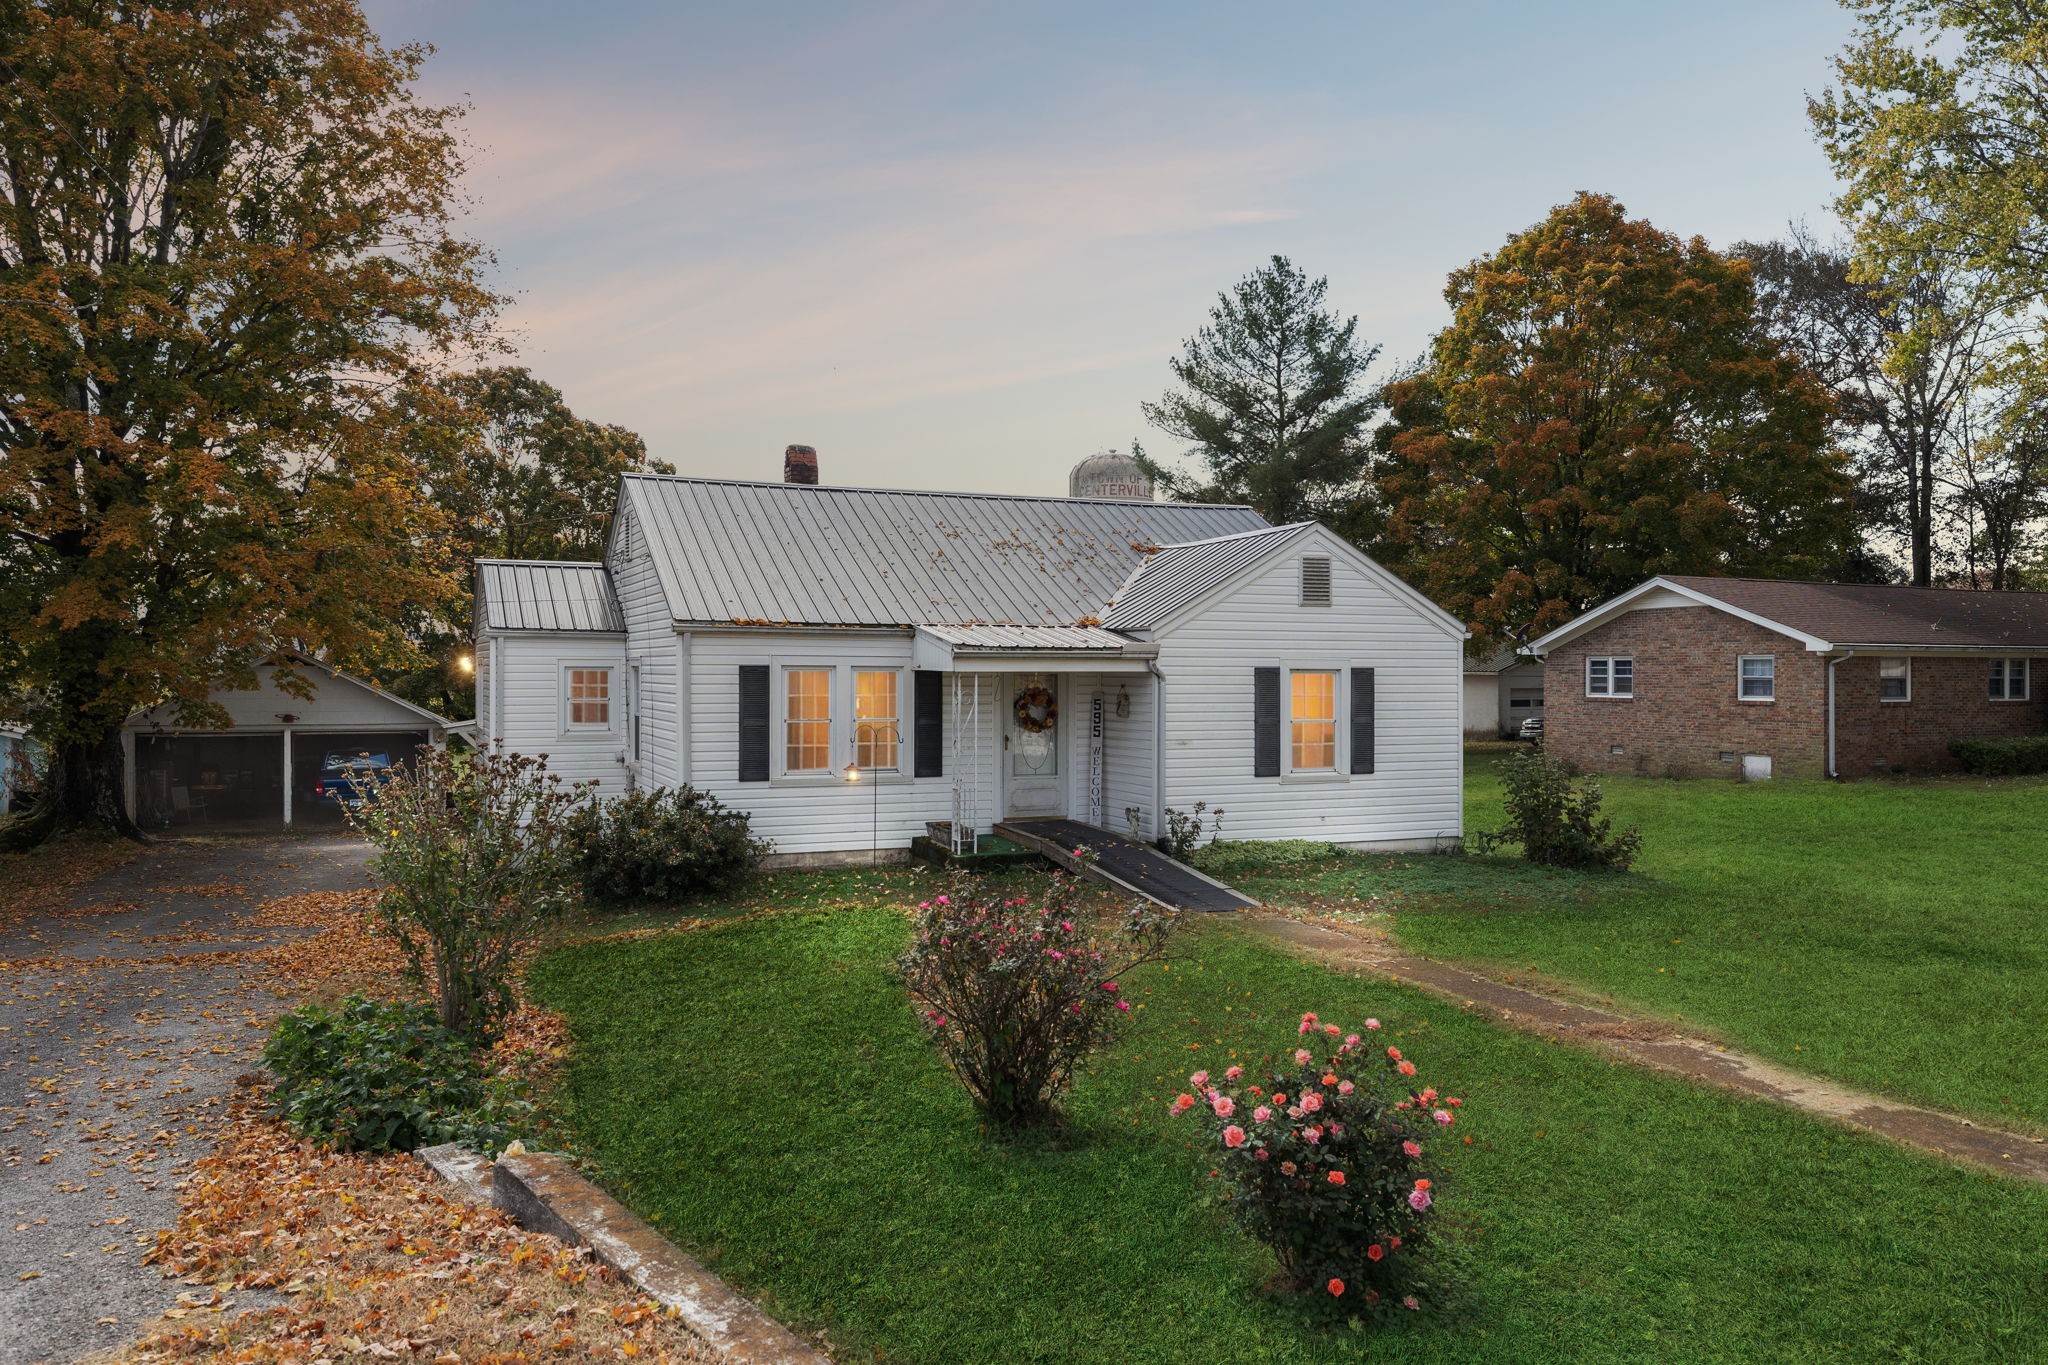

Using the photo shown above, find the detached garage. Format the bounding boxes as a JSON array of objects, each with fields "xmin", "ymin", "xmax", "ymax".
[{"xmin": 123, "ymin": 658, "xmax": 453, "ymax": 832}]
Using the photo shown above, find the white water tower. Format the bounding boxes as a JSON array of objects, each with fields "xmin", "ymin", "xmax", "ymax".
[{"xmin": 1068, "ymin": 449, "xmax": 1154, "ymax": 501}]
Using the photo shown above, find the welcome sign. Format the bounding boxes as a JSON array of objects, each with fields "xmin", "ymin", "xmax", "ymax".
[{"xmin": 1087, "ymin": 694, "xmax": 1105, "ymax": 826}]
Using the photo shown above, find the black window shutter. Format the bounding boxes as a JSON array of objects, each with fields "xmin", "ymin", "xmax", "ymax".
[
  {"xmin": 913, "ymin": 670, "xmax": 943, "ymax": 778},
  {"xmin": 1350, "ymin": 666, "xmax": 1376, "ymax": 774},
  {"xmin": 738, "ymin": 665, "xmax": 770, "ymax": 782},
  {"xmin": 1253, "ymin": 667, "xmax": 1280, "ymax": 778}
]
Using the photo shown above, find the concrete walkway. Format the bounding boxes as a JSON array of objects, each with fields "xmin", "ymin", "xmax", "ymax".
[
  {"xmin": 0, "ymin": 836, "xmax": 375, "ymax": 1365},
  {"xmin": 1251, "ymin": 912, "xmax": 2048, "ymax": 1184}
]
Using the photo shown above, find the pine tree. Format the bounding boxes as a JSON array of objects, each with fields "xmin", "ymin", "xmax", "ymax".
[{"xmin": 1141, "ymin": 256, "xmax": 1382, "ymax": 525}]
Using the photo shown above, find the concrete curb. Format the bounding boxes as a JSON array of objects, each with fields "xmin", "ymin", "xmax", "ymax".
[
  {"xmin": 490, "ymin": 1149, "xmax": 833, "ymax": 1365},
  {"xmin": 415, "ymin": 1142, "xmax": 494, "ymax": 1207}
]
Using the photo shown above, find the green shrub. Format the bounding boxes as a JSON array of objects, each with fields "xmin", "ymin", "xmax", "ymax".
[
  {"xmin": 900, "ymin": 873, "xmax": 1175, "ymax": 1128},
  {"xmin": 1157, "ymin": 801, "xmax": 1225, "ymax": 860},
  {"xmin": 1476, "ymin": 748, "xmax": 1641, "ymax": 870},
  {"xmin": 1175, "ymin": 1013, "xmax": 1464, "ymax": 1314},
  {"xmin": 263, "ymin": 996, "xmax": 531, "ymax": 1154},
  {"xmin": 350, "ymin": 748, "xmax": 584, "ymax": 1041},
  {"xmin": 569, "ymin": 785, "xmax": 770, "ymax": 906},
  {"xmin": 1949, "ymin": 735, "xmax": 2048, "ymax": 775}
]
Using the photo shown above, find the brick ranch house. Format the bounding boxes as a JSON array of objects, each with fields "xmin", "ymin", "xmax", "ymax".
[{"xmin": 1527, "ymin": 576, "xmax": 2048, "ymax": 779}]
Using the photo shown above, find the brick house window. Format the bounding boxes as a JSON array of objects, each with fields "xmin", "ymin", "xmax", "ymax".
[
  {"xmin": 1990, "ymin": 658, "xmax": 2031, "ymax": 701},
  {"xmin": 1586, "ymin": 656, "xmax": 1633, "ymax": 698},
  {"xmin": 1878, "ymin": 658, "xmax": 1911, "ymax": 702},
  {"xmin": 1738, "ymin": 655, "xmax": 1775, "ymax": 701}
]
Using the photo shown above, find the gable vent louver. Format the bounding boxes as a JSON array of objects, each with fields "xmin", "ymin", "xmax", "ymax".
[{"xmin": 1300, "ymin": 556, "xmax": 1332, "ymax": 607}]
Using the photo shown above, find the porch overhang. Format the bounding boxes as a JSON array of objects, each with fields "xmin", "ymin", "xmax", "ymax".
[{"xmin": 912, "ymin": 624, "xmax": 1157, "ymax": 674}]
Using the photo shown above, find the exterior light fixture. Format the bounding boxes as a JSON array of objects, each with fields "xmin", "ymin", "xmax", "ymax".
[
  {"xmin": 457, "ymin": 654, "xmax": 474, "ymax": 674},
  {"xmin": 851, "ymin": 721, "xmax": 902, "ymax": 864}
]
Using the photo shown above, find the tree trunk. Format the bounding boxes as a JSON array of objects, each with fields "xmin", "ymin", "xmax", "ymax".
[
  {"xmin": 1912, "ymin": 433, "xmax": 1935, "ymax": 587},
  {"xmin": 0, "ymin": 725, "xmax": 145, "ymax": 849}
]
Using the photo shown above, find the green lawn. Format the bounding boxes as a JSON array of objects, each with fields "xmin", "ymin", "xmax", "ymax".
[
  {"xmin": 531, "ymin": 910, "xmax": 2048, "ymax": 1365},
  {"xmin": 1206, "ymin": 754, "xmax": 2048, "ymax": 1130}
]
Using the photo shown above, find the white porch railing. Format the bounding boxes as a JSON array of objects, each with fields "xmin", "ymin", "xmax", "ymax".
[{"xmin": 949, "ymin": 673, "xmax": 980, "ymax": 854}]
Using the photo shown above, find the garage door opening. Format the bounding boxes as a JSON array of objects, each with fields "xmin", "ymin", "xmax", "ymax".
[
  {"xmin": 135, "ymin": 729, "xmax": 434, "ymax": 833},
  {"xmin": 291, "ymin": 731, "xmax": 432, "ymax": 828},
  {"xmin": 136, "ymin": 734, "xmax": 284, "ymax": 831}
]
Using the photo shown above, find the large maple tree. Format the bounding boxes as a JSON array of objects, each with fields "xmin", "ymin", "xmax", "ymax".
[
  {"xmin": 1375, "ymin": 192, "xmax": 1859, "ymax": 651},
  {"xmin": 0, "ymin": 1, "xmax": 499, "ymax": 840}
]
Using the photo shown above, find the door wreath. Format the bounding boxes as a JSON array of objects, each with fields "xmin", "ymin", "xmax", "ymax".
[{"xmin": 1013, "ymin": 684, "xmax": 1058, "ymax": 733}]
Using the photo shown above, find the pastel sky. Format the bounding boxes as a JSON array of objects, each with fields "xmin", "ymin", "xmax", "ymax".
[{"xmin": 363, "ymin": 0, "xmax": 1858, "ymax": 497}]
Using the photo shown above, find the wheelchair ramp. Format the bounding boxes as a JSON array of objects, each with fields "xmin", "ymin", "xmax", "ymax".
[{"xmin": 993, "ymin": 818, "xmax": 1258, "ymax": 913}]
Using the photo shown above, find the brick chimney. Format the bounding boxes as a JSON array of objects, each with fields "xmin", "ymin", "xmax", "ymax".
[{"xmin": 783, "ymin": 444, "xmax": 818, "ymax": 485}]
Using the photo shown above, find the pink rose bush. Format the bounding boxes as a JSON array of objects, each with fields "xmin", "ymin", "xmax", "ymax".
[
  {"xmin": 1174, "ymin": 1011, "xmax": 1464, "ymax": 1315},
  {"xmin": 901, "ymin": 873, "xmax": 1175, "ymax": 1128}
]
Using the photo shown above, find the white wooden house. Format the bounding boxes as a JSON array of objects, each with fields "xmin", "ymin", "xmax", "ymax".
[{"xmin": 475, "ymin": 465, "xmax": 1467, "ymax": 865}]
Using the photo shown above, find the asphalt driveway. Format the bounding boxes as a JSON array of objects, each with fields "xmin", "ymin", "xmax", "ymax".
[{"xmin": 0, "ymin": 835, "xmax": 375, "ymax": 1365}]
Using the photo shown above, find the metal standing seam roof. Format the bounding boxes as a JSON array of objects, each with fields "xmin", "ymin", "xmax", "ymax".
[
  {"xmin": 916, "ymin": 624, "xmax": 1144, "ymax": 651},
  {"xmin": 476, "ymin": 560, "xmax": 625, "ymax": 633},
  {"xmin": 618, "ymin": 476, "xmax": 1271, "ymax": 627},
  {"xmin": 1100, "ymin": 524, "xmax": 1314, "ymax": 631}
]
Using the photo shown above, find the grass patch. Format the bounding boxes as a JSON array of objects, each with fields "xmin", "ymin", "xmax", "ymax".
[
  {"xmin": 1196, "ymin": 839, "xmax": 1618, "ymax": 920},
  {"xmin": 586, "ymin": 861, "xmax": 1123, "ymax": 935},
  {"xmin": 532, "ymin": 909, "xmax": 2048, "ymax": 1365},
  {"xmin": 1363, "ymin": 755, "xmax": 2048, "ymax": 1130}
]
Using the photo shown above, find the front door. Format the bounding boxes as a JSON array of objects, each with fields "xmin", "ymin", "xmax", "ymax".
[{"xmin": 1003, "ymin": 672, "xmax": 1064, "ymax": 818}]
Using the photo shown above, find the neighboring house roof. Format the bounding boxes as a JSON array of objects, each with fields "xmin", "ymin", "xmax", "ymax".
[
  {"xmin": 618, "ymin": 475, "xmax": 1270, "ymax": 627},
  {"xmin": 125, "ymin": 655, "xmax": 453, "ymax": 732},
  {"xmin": 1659, "ymin": 576, "xmax": 2048, "ymax": 649},
  {"xmin": 1463, "ymin": 646, "xmax": 1539, "ymax": 675},
  {"xmin": 1531, "ymin": 575, "xmax": 2048, "ymax": 655},
  {"xmin": 477, "ymin": 560, "xmax": 625, "ymax": 633},
  {"xmin": 1101, "ymin": 525, "xmax": 1312, "ymax": 630}
]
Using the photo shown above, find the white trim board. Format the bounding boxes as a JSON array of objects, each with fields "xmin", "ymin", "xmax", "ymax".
[{"xmin": 1527, "ymin": 577, "xmax": 1833, "ymax": 656}]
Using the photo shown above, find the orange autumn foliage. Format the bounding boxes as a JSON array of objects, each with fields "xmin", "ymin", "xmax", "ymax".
[
  {"xmin": 1375, "ymin": 192, "xmax": 1858, "ymax": 652},
  {"xmin": 121, "ymin": 1091, "xmax": 710, "ymax": 1364},
  {"xmin": 0, "ymin": 0, "xmax": 500, "ymax": 836}
]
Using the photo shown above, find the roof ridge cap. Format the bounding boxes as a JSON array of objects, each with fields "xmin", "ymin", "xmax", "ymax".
[
  {"xmin": 477, "ymin": 558, "xmax": 612, "ymax": 569},
  {"xmin": 621, "ymin": 472, "xmax": 1263, "ymax": 512},
  {"xmin": 1153, "ymin": 522, "xmax": 1312, "ymax": 550}
]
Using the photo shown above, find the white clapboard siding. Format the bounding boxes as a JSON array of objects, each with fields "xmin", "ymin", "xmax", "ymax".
[
  {"xmin": 1152, "ymin": 527, "xmax": 1464, "ymax": 849},
  {"xmin": 685, "ymin": 634, "xmax": 1001, "ymax": 857},
  {"xmin": 493, "ymin": 633, "xmax": 631, "ymax": 795},
  {"xmin": 1100, "ymin": 674, "xmax": 1157, "ymax": 839},
  {"xmin": 1039, "ymin": 673, "xmax": 1155, "ymax": 838},
  {"xmin": 612, "ymin": 503, "xmax": 685, "ymax": 791}
]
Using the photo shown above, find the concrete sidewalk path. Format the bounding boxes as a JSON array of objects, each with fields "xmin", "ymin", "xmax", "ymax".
[{"xmin": 1251, "ymin": 912, "xmax": 2048, "ymax": 1185}]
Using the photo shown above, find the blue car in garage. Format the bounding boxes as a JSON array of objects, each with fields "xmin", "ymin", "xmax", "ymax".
[{"xmin": 312, "ymin": 749, "xmax": 396, "ymax": 811}]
